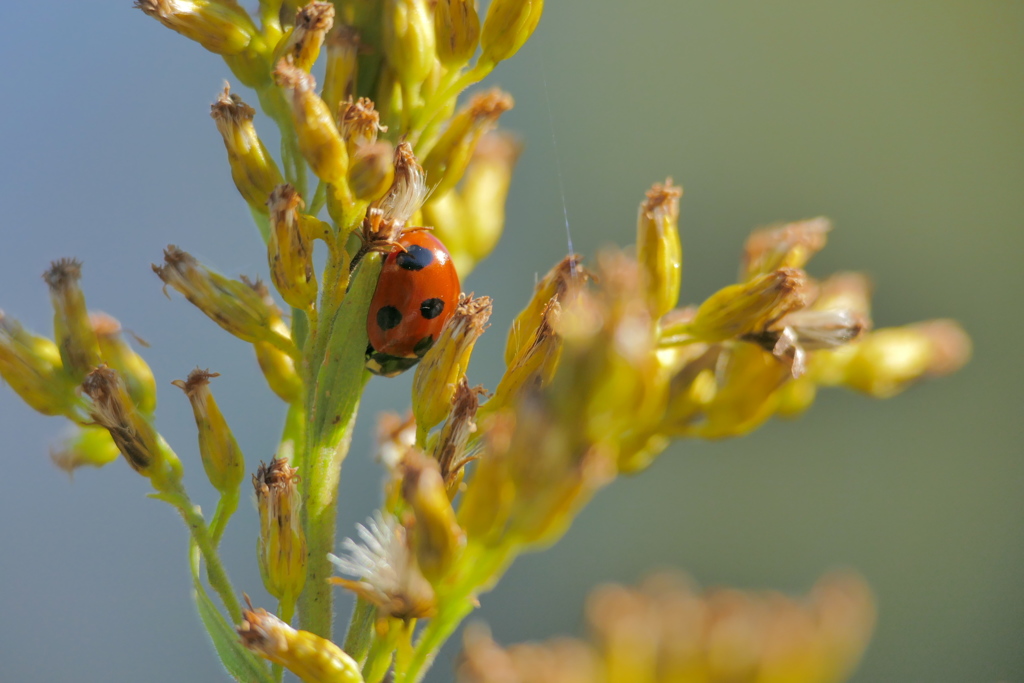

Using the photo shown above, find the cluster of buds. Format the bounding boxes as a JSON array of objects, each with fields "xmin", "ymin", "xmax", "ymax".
[
  {"xmin": 0, "ymin": 3, "xmax": 972, "ymax": 683},
  {"xmin": 1, "ymin": 261, "xmax": 171, "ymax": 479},
  {"xmin": 457, "ymin": 572, "xmax": 876, "ymax": 683},
  {"xmin": 328, "ymin": 178, "xmax": 967, "ymax": 678},
  {"xmin": 145, "ymin": 0, "xmax": 531, "ymax": 280}
]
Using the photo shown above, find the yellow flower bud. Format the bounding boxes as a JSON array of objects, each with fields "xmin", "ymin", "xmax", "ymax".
[
  {"xmin": 484, "ymin": 300, "xmax": 562, "ymax": 419},
  {"xmin": 210, "ymin": 85, "xmax": 284, "ymax": 217},
  {"xmin": 91, "ymin": 313, "xmax": 158, "ymax": 416},
  {"xmin": 831, "ymin": 319, "xmax": 971, "ymax": 398},
  {"xmin": 422, "ymin": 89, "xmax": 513, "ymax": 199},
  {"xmin": 401, "ymin": 450, "xmax": 464, "ymax": 583},
  {"xmin": 741, "ymin": 217, "xmax": 831, "ymax": 280},
  {"xmin": 153, "ymin": 246, "xmax": 297, "ymax": 356},
  {"xmin": 439, "ymin": 131, "xmax": 522, "ymax": 273},
  {"xmin": 479, "ymin": 0, "xmax": 543, "ymax": 66},
  {"xmin": 504, "ymin": 255, "xmax": 583, "ymax": 367},
  {"xmin": 50, "ymin": 426, "xmax": 122, "ymax": 475},
  {"xmin": 254, "ymin": 341, "xmax": 303, "ymax": 403},
  {"xmin": 636, "ymin": 178, "xmax": 683, "ymax": 318},
  {"xmin": 238, "ymin": 603, "xmax": 362, "ymax": 683},
  {"xmin": 694, "ymin": 342, "xmax": 791, "ymax": 439},
  {"xmin": 82, "ymin": 365, "xmax": 183, "ymax": 492},
  {"xmin": 253, "ymin": 458, "xmax": 307, "ymax": 603},
  {"xmin": 43, "ymin": 259, "xmax": 101, "ymax": 381},
  {"xmin": 0, "ymin": 311, "xmax": 78, "ymax": 417},
  {"xmin": 267, "ymin": 184, "xmax": 318, "ymax": 311},
  {"xmin": 382, "ymin": 0, "xmax": 437, "ymax": 94},
  {"xmin": 348, "ymin": 141, "xmax": 396, "ymax": 203},
  {"xmin": 135, "ymin": 0, "xmax": 257, "ymax": 55},
  {"xmin": 273, "ymin": 61, "xmax": 349, "ymax": 187},
  {"xmin": 435, "ymin": 0, "xmax": 480, "ymax": 67},
  {"xmin": 173, "ymin": 369, "xmax": 245, "ymax": 495},
  {"xmin": 273, "ymin": 2, "xmax": 334, "ymax": 73},
  {"xmin": 671, "ymin": 268, "xmax": 810, "ymax": 344},
  {"xmin": 412, "ymin": 295, "xmax": 491, "ymax": 436},
  {"xmin": 322, "ymin": 25, "xmax": 360, "ymax": 118}
]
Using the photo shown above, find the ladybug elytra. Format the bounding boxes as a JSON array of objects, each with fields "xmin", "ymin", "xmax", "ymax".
[{"xmin": 365, "ymin": 231, "xmax": 460, "ymax": 377}]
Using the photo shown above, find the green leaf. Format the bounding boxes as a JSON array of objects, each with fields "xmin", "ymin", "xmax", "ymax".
[{"xmin": 194, "ymin": 580, "xmax": 275, "ymax": 683}]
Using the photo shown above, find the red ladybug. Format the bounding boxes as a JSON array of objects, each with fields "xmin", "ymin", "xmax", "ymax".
[{"xmin": 366, "ymin": 231, "xmax": 460, "ymax": 377}]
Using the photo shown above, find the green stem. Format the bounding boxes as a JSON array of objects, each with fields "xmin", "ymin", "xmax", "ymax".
[
  {"xmin": 362, "ymin": 623, "xmax": 401, "ymax": 683},
  {"xmin": 156, "ymin": 487, "xmax": 244, "ymax": 623},
  {"xmin": 343, "ymin": 597, "xmax": 378, "ymax": 664},
  {"xmin": 396, "ymin": 545, "xmax": 516, "ymax": 683},
  {"xmin": 208, "ymin": 488, "xmax": 240, "ymax": 547},
  {"xmin": 299, "ymin": 400, "xmax": 363, "ymax": 638},
  {"xmin": 409, "ymin": 62, "xmax": 493, "ymax": 138},
  {"xmin": 299, "ymin": 255, "xmax": 382, "ymax": 638},
  {"xmin": 397, "ymin": 598, "xmax": 475, "ymax": 683}
]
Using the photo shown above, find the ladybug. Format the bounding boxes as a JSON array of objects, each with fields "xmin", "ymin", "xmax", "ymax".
[{"xmin": 365, "ymin": 231, "xmax": 460, "ymax": 377}]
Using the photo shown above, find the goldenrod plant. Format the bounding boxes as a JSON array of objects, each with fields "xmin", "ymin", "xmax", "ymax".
[{"xmin": 0, "ymin": 3, "xmax": 977, "ymax": 683}]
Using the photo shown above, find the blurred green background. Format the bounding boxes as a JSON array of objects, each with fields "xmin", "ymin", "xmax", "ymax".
[{"xmin": 1, "ymin": 2, "xmax": 1021, "ymax": 681}]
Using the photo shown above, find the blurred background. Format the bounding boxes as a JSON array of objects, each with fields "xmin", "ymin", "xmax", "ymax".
[{"xmin": 1, "ymin": 1, "xmax": 1021, "ymax": 681}]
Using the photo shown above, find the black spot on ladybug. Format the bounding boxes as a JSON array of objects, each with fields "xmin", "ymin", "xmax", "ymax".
[
  {"xmin": 420, "ymin": 297, "xmax": 444, "ymax": 320},
  {"xmin": 376, "ymin": 305, "xmax": 403, "ymax": 331},
  {"xmin": 413, "ymin": 335, "xmax": 435, "ymax": 357},
  {"xmin": 396, "ymin": 244, "xmax": 434, "ymax": 271}
]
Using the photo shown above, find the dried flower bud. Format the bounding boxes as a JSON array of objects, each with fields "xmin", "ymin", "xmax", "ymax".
[
  {"xmin": 253, "ymin": 458, "xmax": 306, "ymax": 603},
  {"xmin": 401, "ymin": 450, "xmax": 464, "ymax": 583},
  {"xmin": 91, "ymin": 313, "xmax": 157, "ymax": 416},
  {"xmin": 435, "ymin": 0, "xmax": 480, "ymax": 67},
  {"xmin": 0, "ymin": 311, "xmax": 77, "ymax": 417},
  {"xmin": 210, "ymin": 85, "xmax": 284, "ymax": 217},
  {"xmin": 329, "ymin": 513, "xmax": 437, "ymax": 620},
  {"xmin": 82, "ymin": 365, "xmax": 182, "ymax": 492},
  {"xmin": 374, "ymin": 141, "xmax": 428, "ymax": 226},
  {"xmin": 173, "ymin": 369, "xmax": 245, "ymax": 495},
  {"xmin": 479, "ymin": 0, "xmax": 543, "ymax": 66},
  {"xmin": 153, "ymin": 246, "xmax": 297, "ymax": 356},
  {"xmin": 238, "ymin": 602, "xmax": 362, "ymax": 681},
  {"xmin": 742, "ymin": 217, "xmax": 831, "ymax": 279},
  {"xmin": 267, "ymin": 184, "xmax": 318, "ymax": 310},
  {"xmin": 322, "ymin": 25, "xmax": 360, "ymax": 117},
  {"xmin": 43, "ymin": 259, "xmax": 101, "ymax": 380},
  {"xmin": 273, "ymin": 61, "xmax": 349, "ymax": 187},
  {"xmin": 674, "ymin": 268, "xmax": 810, "ymax": 344},
  {"xmin": 274, "ymin": 2, "xmax": 334, "ymax": 72},
  {"xmin": 348, "ymin": 141, "xmax": 396, "ymax": 203},
  {"xmin": 412, "ymin": 295, "xmax": 491, "ymax": 436},
  {"xmin": 338, "ymin": 97, "xmax": 388, "ymax": 157},
  {"xmin": 636, "ymin": 179, "xmax": 683, "ymax": 318},
  {"xmin": 50, "ymin": 426, "xmax": 121, "ymax": 475},
  {"xmin": 422, "ymin": 89, "xmax": 513, "ymax": 199},
  {"xmin": 382, "ymin": 0, "xmax": 437, "ymax": 93},
  {"xmin": 135, "ymin": 0, "xmax": 257, "ymax": 55},
  {"xmin": 433, "ymin": 378, "xmax": 482, "ymax": 491}
]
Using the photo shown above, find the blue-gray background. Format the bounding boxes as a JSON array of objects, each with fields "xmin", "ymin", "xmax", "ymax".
[{"xmin": 1, "ymin": 2, "xmax": 1021, "ymax": 681}]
